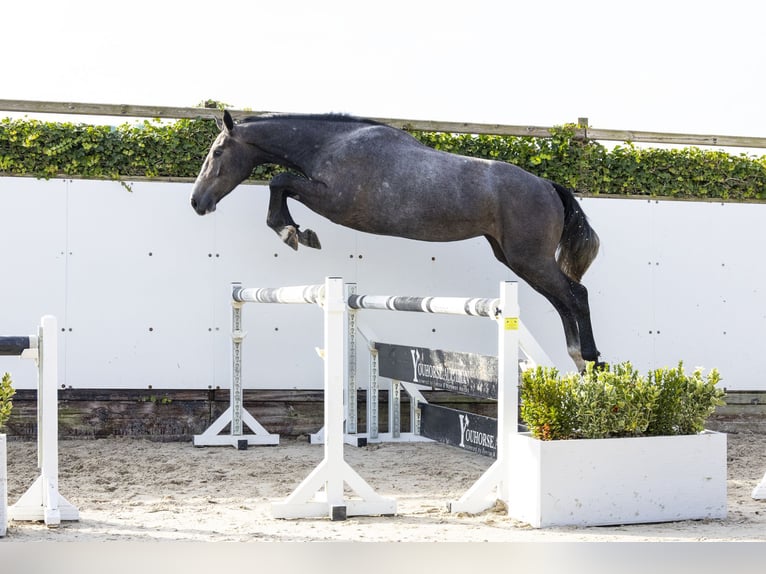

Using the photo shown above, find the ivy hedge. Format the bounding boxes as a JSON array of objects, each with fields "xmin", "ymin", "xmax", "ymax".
[{"xmin": 2, "ymin": 116, "xmax": 766, "ymax": 200}]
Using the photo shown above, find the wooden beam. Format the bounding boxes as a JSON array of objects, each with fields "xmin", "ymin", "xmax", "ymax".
[
  {"xmin": 586, "ymin": 127, "xmax": 766, "ymax": 149},
  {"xmin": 0, "ymin": 99, "xmax": 222, "ymax": 120},
  {"xmin": 2, "ymin": 98, "xmax": 766, "ymax": 149}
]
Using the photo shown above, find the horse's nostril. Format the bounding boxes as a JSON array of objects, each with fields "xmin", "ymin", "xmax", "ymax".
[{"xmin": 191, "ymin": 197, "xmax": 198, "ymax": 209}]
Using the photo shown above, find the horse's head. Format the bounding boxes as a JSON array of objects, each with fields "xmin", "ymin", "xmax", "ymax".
[{"xmin": 190, "ymin": 110, "xmax": 256, "ymax": 215}]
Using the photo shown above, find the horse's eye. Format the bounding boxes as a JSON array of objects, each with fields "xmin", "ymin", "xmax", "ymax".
[{"xmin": 213, "ymin": 148, "xmax": 223, "ymax": 158}]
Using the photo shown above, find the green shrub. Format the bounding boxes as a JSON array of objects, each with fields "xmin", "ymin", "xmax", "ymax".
[
  {"xmin": 517, "ymin": 366, "xmax": 578, "ymax": 441},
  {"xmin": 646, "ymin": 362, "xmax": 725, "ymax": 436},
  {"xmin": 0, "ymin": 372, "xmax": 14, "ymax": 430},
  {"xmin": 574, "ymin": 362, "xmax": 659, "ymax": 439},
  {"xmin": 520, "ymin": 362, "xmax": 725, "ymax": 440}
]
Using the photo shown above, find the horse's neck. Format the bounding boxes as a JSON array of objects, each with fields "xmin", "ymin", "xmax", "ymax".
[{"xmin": 240, "ymin": 120, "xmax": 351, "ymax": 170}]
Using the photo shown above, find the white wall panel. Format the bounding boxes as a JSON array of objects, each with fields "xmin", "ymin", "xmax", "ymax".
[
  {"xmin": 0, "ymin": 178, "xmax": 67, "ymax": 388},
  {"xmin": 2, "ymin": 176, "xmax": 765, "ymax": 390},
  {"xmin": 63, "ymin": 179, "xmax": 216, "ymax": 388}
]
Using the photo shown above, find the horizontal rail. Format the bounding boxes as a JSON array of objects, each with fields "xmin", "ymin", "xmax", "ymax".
[
  {"xmin": 3, "ymin": 98, "xmax": 766, "ymax": 149},
  {"xmin": 231, "ymin": 282, "xmax": 499, "ymax": 317},
  {"xmin": 233, "ymin": 284, "xmax": 325, "ymax": 305},
  {"xmin": 586, "ymin": 127, "xmax": 766, "ymax": 150},
  {"xmin": 347, "ymin": 294, "xmax": 499, "ymax": 318},
  {"xmin": 0, "ymin": 99, "xmax": 221, "ymax": 121},
  {"xmin": 0, "ymin": 335, "xmax": 35, "ymax": 356}
]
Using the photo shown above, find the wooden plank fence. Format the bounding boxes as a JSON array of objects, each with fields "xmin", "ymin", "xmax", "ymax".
[{"xmin": 2, "ymin": 98, "xmax": 766, "ymax": 149}]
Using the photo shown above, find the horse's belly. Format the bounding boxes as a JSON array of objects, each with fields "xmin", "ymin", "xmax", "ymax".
[{"xmin": 337, "ymin": 197, "xmax": 488, "ymax": 242}]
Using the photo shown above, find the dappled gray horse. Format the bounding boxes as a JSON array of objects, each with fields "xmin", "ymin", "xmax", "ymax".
[{"xmin": 191, "ymin": 111, "xmax": 601, "ymax": 369}]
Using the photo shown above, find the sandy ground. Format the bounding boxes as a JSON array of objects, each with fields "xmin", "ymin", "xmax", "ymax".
[{"xmin": 2, "ymin": 432, "xmax": 766, "ymax": 542}]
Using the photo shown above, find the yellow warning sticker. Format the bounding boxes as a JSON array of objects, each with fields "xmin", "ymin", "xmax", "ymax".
[{"xmin": 505, "ymin": 317, "xmax": 519, "ymax": 330}]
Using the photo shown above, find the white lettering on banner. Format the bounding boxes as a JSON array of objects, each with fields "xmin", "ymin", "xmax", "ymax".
[
  {"xmin": 410, "ymin": 352, "xmax": 474, "ymax": 388},
  {"xmin": 458, "ymin": 412, "xmax": 495, "ymax": 451},
  {"xmin": 458, "ymin": 413, "xmax": 470, "ymax": 448},
  {"xmin": 410, "ymin": 349, "xmax": 421, "ymax": 383},
  {"xmin": 464, "ymin": 428, "xmax": 495, "ymax": 449}
]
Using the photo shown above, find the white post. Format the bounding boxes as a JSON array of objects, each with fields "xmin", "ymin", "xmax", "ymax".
[
  {"xmin": 389, "ymin": 380, "xmax": 401, "ymax": 439},
  {"xmin": 231, "ymin": 296, "xmax": 244, "ymax": 438},
  {"xmin": 40, "ymin": 315, "xmax": 61, "ymax": 525},
  {"xmin": 496, "ymin": 281, "xmax": 520, "ymax": 503},
  {"xmin": 346, "ymin": 283, "xmax": 358, "ymax": 435},
  {"xmin": 323, "ymin": 276, "xmax": 346, "ymax": 515},
  {"xmin": 368, "ymin": 348, "xmax": 379, "ymax": 440},
  {"xmin": 448, "ymin": 281, "xmax": 519, "ymax": 513}
]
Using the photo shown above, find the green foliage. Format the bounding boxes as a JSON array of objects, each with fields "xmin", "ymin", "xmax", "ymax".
[
  {"xmin": 0, "ymin": 116, "xmax": 220, "ymax": 180},
  {"xmin": 2, "ymin": 114, "xmax": 766, "ymax": 200},
  {"xmin": 0, "ymin": 372, "xmax": 15, "ymax": 430},
  {"xmin": 646, "ymin": 362, "xmax": 726, "ymax": 436},
  {"xmin": 414, "ymin": 126, "xmax": 766, "ymax": 200},
  {"xmin": 516, "ymin": 366, "xmax": 579, "ymax": 441},
  {"xmin": 574, "ymin": 362, "xmax": 659, "ymax": 439},
  {"xmin": 520, "ymin": 362, "xmax": 725, "ymax": 441}
]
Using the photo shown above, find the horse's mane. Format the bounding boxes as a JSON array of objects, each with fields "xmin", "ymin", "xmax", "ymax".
[{"xmin": 239, "ymin": 113, "xmax": 384, "ymax": 127}]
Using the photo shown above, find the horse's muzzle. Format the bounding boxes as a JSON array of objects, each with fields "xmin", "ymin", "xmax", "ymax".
[{"xmin": 190, "ymin": 194, "xmax": 215, "ymax": 216}]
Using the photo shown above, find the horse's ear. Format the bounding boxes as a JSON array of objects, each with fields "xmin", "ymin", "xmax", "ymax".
[{"xmin": 222, "ymin": 110, "xmax": 234, "ymax": 132}]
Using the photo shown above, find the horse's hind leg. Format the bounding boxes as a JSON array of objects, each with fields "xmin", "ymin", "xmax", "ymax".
[
  {"xmin": 487, "ymin": 235, "xmax": 598, "ymax": 370},
  {"xmin": 267, "ymin": 173, "xmax": 322, "ymax": 250},
  {"xmin": 516, "ymin": 261, "xmax": 600, "ymax": 371}
]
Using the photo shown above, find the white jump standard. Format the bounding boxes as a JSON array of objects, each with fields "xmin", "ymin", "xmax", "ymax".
[
  {"xmin": 221, "ymin": 277, "xmax": 396, "ymax": 520},
  {"xmin": 208, "ymin": 276, "xmax": 523, "ymax": 519},
  {"xmin": 2, "ymin": 316, "xmax": 79, "ymax": 528},
  {"xmin": 193, "ymin": 283, "xmax": 281, "ymax": 449}
]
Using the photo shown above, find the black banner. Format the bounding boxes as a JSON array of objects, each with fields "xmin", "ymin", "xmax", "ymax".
[
  {"xmin": 374, "ymin": 342, "xmax": 497, "ymax": 400},
  {"xmin": 419, "ymin": 403, "xmax": 497, "ymax": 458}
]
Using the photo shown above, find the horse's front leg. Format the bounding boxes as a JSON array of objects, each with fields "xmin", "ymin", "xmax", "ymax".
[{"xmin": 267, "ymin": 173, "xmax": 322, "ymax": 250}]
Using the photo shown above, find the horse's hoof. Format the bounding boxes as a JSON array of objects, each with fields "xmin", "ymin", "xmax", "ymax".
[
  {"xmin": 299, "ymin": 229, "xmax": 322, "ymax": 249},
  {"xmin": 580, "ymin": 361, "xmax": 608, "ymax": 374},
  {"xmin": 279, "ymin": 226, "xmax": 300, "ymax": 251}
]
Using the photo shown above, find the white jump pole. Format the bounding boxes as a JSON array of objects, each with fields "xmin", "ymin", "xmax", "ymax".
[{"xmin": 9, "ymin": 315, "xmax": 79, "ymax": 526}]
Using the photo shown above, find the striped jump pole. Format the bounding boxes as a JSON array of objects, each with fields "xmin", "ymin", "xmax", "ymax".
[
  {"xmin": 347, "ymin": 294, "xmax": 499, "ymax": 318},
  {"xmin": 4, "ymin": 316, "xmax": 79, "ymax": 528},
  {"xmin": 234, "ymin": 283, "xmax": 325, "ymax": 305}
]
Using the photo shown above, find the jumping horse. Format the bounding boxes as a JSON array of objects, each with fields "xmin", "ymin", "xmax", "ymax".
[{"xmin": 190, "ymin": 111, "xmax": 601, "ymax": 369}]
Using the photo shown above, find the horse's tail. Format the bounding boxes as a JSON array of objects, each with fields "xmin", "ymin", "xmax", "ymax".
[{"xmin": 551, "ymin": 181, "xmax": 600, "ymax": 283}]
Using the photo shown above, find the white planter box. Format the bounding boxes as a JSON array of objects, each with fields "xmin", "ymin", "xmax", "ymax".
[
  {"xmin": 507, "ymin": 431, "xmax": 727, "ymax": 528},
  {"xmin": 1, "ymin": 434, "xmax": 7, "ymax": 538}
]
